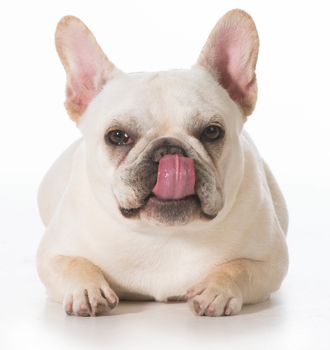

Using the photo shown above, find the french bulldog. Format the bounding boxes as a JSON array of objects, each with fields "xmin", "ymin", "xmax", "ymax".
[{"xmin": 37, "ymin": 9, "xmax": 288, "ymax": 317}]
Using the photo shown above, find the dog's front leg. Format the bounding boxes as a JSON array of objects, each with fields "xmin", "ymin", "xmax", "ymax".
[
  {"xmin": 186, "ymin": 258, "xmax": 287, "ymax": 316},
  {"xmin": 38, "ymin": 255, "xmax": 119, "ymax": 316}
]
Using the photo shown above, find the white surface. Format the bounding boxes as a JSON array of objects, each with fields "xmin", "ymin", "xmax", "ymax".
[
  {"xmin": 1, "ymin": 0, "xmax": 330, "ymax": 349},
  {"xmin": 1, "ymin": 184, "xmax": 330, "ymax": 350}
]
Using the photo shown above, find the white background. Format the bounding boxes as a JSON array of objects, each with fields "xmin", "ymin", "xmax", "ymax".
[{"xmin": 1, "ymin": 0, "xmax": 330, "ymax": 349}]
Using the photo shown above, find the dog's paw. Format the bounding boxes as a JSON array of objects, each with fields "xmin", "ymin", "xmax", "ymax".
[
  {"xmin": 63, "ymin": 283, "xmax": 119, "ymax": 317},
  {"xmin": 186, "ymin": 278, "xmax": 242, "ymax": 317}
]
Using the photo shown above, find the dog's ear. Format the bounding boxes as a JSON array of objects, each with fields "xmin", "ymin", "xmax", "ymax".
[
  {"xmin": 55, "ymin": 16, "xmax": 115, "ymax": 122},
  {"xmin": 196, "ymin": 9, "xmax": 259, "ymax": 116}
]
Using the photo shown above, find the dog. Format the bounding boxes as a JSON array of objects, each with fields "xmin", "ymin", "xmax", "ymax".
[{"xmin": 37, "ymin": 9, "xmax": 288, "ymax": 317}]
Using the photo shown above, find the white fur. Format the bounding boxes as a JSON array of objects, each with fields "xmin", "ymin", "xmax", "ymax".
[
  {"xmin": 37, "ymin": 67, "xmax": 288, "ymax": 303},
  {"xmin": 37, "ymin": 11, "xmax": 288, "ymax": 316}
]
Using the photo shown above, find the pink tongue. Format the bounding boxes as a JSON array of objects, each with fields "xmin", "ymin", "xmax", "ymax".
[{"xmin": 153, "ymin": 154, "xmax": 196, "ymax": 200}]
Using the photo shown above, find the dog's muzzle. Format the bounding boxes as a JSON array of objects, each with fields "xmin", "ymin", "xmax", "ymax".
[{"xmin": 113, "ymin": 137, "xmax": 223, "ymax": 222}]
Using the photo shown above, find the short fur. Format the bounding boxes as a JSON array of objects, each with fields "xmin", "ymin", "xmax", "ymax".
[{"xmin": 37, "ymin": 9, "xmax": 288, "ymax": 317}]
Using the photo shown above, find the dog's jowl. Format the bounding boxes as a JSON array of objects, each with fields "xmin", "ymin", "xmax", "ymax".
[{"xmin": 37, "ymin": 9, "xmax": 288, "ymax": 317}]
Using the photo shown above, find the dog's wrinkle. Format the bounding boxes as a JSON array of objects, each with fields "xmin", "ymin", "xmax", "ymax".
[
  {"xmin": 115, "ymin": 156, "xmax": 158, "ymax": 209},
  {"xmin": 194, "ymin": 159, "xmax": 223, "ymax": 216},
  {"xmin": 115, "ymin": 137, "xmax": 223, "ymax": 221},
  {"xmin": 120, "ymin": 207, "xmax": 140, "ymax": 218},
  {"xmin": 152, "ymin": 145, "xmax": 186, "ymax": 162},
  {"xmin": 120, "ymin": 193, "xmax": 152, "ymax": 212}
]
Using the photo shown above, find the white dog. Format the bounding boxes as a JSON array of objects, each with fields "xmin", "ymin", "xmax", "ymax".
[{"xmin": 37, "ymin": 9, "xmax": 288, "ymax": 317}]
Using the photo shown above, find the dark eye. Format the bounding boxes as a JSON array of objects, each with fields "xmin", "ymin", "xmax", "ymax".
[
  {"xmin": 200, "ymin": 125, "xmax": 225, "ymax": 142},
  {"xmin": 105, "ymin": 129, "xmax": 132, "ymax": 146}
]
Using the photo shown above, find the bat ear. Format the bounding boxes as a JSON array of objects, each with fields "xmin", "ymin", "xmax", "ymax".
[
  {"xmin": 196, "ymin": 9, "xmax": 259, "ymax": 116},
  {"xmin": 55, "ymin": 16, "xmax": 115, "ymax": 122}
]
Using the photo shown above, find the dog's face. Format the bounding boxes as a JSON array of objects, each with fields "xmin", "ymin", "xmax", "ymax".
[
  {"xmin": 55, "ymin": 10, "xmax": 259, "ymax": 227},
  {"xmin": 81, "ymin": 68, "xmax": 243, "ymax": 226}
]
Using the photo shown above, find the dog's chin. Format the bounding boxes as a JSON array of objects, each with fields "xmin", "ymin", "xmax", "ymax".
[{"xmin": 120, "ymin": 194, "xmax": 214, "ymax": 225}]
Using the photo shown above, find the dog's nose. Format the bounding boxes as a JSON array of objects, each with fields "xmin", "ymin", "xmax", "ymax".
[{"xmin": 152, "ymin": 143, "xmax": 186, "ymax": 162}]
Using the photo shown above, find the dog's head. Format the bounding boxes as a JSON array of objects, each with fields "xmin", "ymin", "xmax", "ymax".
[{"xmin": 55, "ymin": 10, "xmax": 259, "ymax": 227}]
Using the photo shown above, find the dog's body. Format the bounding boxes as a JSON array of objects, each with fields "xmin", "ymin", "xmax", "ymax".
[{"xmin": 37, "ymin": 10, "xmax": 288, "ymax": 317}]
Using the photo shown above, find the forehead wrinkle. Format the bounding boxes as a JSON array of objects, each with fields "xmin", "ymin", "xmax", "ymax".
[{"xmin": 185, "ymin": 114, "xmax": 225, "ymax": 134}]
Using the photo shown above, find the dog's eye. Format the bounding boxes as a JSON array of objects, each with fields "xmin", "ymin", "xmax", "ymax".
[
  {"xmin": 200, "ymin": 125, "xmax": 225, "ymax": 142},
  {"xmin": 105, "ymin": 129, "xmax": 132, "ymax": 146}
]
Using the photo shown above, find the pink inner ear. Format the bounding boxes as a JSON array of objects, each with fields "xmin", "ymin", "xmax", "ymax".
[
  {"xmin": 62, "ymin": 22, "xmax": 108, "ymax": 116},
  {"xmin": 212, "ymin": 27, "xmax": 254, "ymax": 104},
  {"xmin": 66, "ymin": 76, "xmax": 97, "ymax": 116}
]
